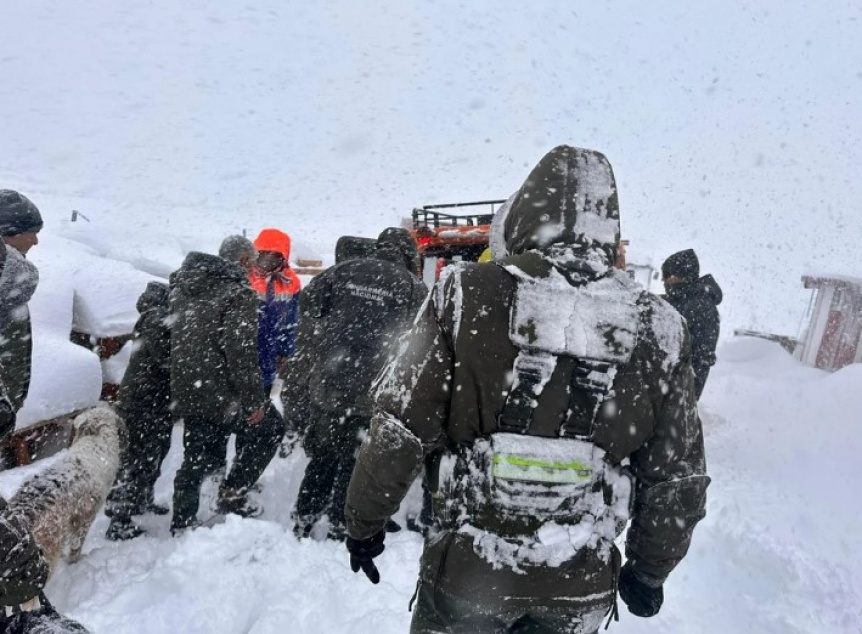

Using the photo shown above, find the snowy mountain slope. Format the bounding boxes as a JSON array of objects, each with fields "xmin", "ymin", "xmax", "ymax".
[
  {"xmin": 1, "ymin": 338, "xmax": 858, "ymax": 633},
  {"xmin": 1, "ymin": 0, "xmax": 860, "ymax": 336}
]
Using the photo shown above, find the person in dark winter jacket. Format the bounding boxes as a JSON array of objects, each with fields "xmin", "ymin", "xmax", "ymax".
[
  {"xmin": 104, "ymin": 281, "xmax": 173, "ymax": 540},
  {"xmin": 0, "ymin": 191, "xmax": 42, "ymax": 415},
  {"xmin": 286, "ymin": 238, "xmax": 427, "ymax": 541},
  {"xmin": 218, "ymin": 235, "xmax": 292, "ymax": 475},
  {"xmin": 250, "ymin": 229, "xmax": 301, "ymax": 390},
  {"xmin": 662, "ymin": 249, "xmax": 723, "ymax": 399},
  {"xmin": 0, "ymin": 243, "xmax": 49, "ymax": 611},
  {"xmin": 344, "ymin": 146, "xmax": 709, "ymax": 633},
  {"xmin": 169, "ymin": 252, "xmax": 284, "ymax": 532}
]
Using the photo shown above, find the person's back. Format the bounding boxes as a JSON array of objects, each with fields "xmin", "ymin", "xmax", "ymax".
[
  {"xmin": 170, "ymin": 252, "xmax": 264, "ymax": 421},
  {"xmin": 661, "ymin": 249, "xmax": 723, "ymax": 399},
  {"xmin": 345, "ymin": 145, "xmax": 710, "ymax": 633},
  {"xmin": 106, "ymin": 281, "xmax": 173, "ymax": 540},
  {"xmin": 304, "ymin": 253, "xmax": 426, "ymax": 414},
  {"xmin": 0, "ymin": 239, "xmax": 48, "ymax": 611},
  {"xmin": 117, "ymin": 281, "xmax": 171, "ymax": 417},
  {"xmin": 289, "ymin": 243, "xmax": 426, "ymax": 540},
  {"xmin": 169, "ymin": 251, "xmax": 274, "ymax": 532}
]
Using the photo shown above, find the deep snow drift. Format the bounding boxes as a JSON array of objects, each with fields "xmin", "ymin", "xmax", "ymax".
[{"xmin": 2, "ymin": 338, "xmax": 859, "ymax": 633}]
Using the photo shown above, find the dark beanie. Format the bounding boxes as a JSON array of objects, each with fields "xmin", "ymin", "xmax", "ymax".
[
  {"xmin": 378, "ymin": 227, "xmax": 420, "ymax": 274},
  {"xmin": 662, "ymin": 249, "xmax": 700, "ymax": 281},
  {"xmin": 0, "ymin": 190, "xmax": 44, "ymax": 237},
  {"xmin": 374, "ymin": 242, "xmax": 405, "ymax": 267}
]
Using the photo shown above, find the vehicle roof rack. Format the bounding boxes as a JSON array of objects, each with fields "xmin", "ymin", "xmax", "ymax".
[{"xmin": 412, "ymin": 199, "xmax": 506, "ymax": 229}]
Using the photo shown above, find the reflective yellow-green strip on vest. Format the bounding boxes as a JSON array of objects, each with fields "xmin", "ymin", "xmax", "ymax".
[{"xmin": 492, "ymin": 453, "xmax": 593, "ymax": 484}]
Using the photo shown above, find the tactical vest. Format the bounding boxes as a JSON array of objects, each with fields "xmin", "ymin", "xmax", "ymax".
[{"xmin": 435, "ymin": 270, "xmax": 645, "ymax": 549}]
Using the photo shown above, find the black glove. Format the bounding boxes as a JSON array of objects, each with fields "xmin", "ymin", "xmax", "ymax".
[
  {"xmin": 346, "ymin": 530, "xmax": 385, "ymax": 584},
  {"xmin": 618, "ymin": 562, "xmax": 664, "ymax": 618}
]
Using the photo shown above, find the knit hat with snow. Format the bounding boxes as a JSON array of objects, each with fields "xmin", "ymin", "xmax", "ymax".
[
  {"xmin": 661, "ymin": 249, "xmax": 700, "ymax": 281},
  {"xmin": 0, "ymin": 190, "xmax": 44, "ymax": 236}
]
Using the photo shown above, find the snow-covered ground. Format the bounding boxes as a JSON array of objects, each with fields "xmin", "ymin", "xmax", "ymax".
[{"xmin": 2, "ymin": 337, "xmax": 859, "ymax": 633}]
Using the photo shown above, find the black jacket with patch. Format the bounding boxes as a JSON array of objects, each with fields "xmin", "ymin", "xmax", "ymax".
[{"xmin": 284, "ymin": 254, "xmax": 427, "ymax": 424}]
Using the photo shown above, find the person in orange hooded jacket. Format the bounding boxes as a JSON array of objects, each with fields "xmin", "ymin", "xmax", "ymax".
[{"xmin": 250, "ymin": 229, "xmax": 302, "ymax": 391}]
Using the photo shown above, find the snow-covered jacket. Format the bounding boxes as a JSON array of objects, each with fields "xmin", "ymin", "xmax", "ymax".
[
  {"xmin": 250, "ymin": 229, "xmax": 301, "ymax": 387},
  {"xmin": 170, "ymin": 252, "xmax": 267, "ymax": 421},
  {"xmin": 117, "ymin": 281, "xmax": 171, "ymax": 420},
  {"xmin": 664, "ymin": 274, "xmax": 722, "ymax": 398},
  {"xmin": 345, "ymin": 145, "xmax": 709, "ymax": 613},
  {"xmin": 283, "ymin": 250, "xmax": 426, "ymax": 424},
  {"xmin": 0, "ymin": 245, "xmax": 38, "ymax": 411}
]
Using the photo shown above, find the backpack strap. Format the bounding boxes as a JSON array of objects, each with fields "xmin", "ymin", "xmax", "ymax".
[
  {"xmin": 497, "ymin": 350, "xmax": 557, "ymax": 434},
  {"xmin": 559, "ymin": 358, "xmax": 617, "ymax": 438},
  {"xmin": 497, "ymin": 351, "xmax": 618, "ymax": 437}
]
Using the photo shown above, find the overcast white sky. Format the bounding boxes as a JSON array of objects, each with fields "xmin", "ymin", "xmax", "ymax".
[{"xmin": 1, "ymin": 0, "xmax": 860, "ymax": 334}]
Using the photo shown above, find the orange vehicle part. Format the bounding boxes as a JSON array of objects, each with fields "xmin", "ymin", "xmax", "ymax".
[
  {"xmin": 409, "ymin": 200, "xmax": 505, "ymax": 282},
  {"xmin": 410, "ymin": 224, "xmax": 491, "ymax": 256}
]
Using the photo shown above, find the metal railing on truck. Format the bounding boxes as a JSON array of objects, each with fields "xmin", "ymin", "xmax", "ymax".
[{"xmin": 412, "ymin": 200, "xmax": 506, "ymax": 229}]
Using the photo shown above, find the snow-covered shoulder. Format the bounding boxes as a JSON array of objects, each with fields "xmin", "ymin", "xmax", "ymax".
[
  {"xmin": 432, "ymin": 260, "xmax": 469, "ymax": 341},
  {"xmin": 642, "ymin": 291, "xmax": 686, "ymax": 372}
]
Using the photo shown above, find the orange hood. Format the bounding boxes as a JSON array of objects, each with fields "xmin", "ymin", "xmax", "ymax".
[{"xmin": 254, "ymin": 228, "xmax": 291, "ymax": 260}]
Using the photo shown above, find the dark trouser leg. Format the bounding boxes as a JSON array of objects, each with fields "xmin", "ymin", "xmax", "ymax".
[
  {"xmin": 420, "ymin": 478, "xmax": 435, "ymax": 524},
  {"xmin": 327, "ymin": 414, "xmax": 369, "ymax": 536},
  {"xmin": 106, "ymin": 409, "xmax": 172, "ymax": 521},
  {"xmin": 326, "ymin": 443, "xmax": 357, "ymax": 537},
  {"xmin": 223, "ymin": 403, "xmax": 285, "ymax": 494},
  {"xmin": 294, "ymin": 448, "xmax": 341, "ymax": 532},
  {"xmin": 171, "ymin": 418, "xmax": 230, "ymax": 528},
  {"xmin": 139, "ymin": 410, "xmax": 174, "ymax": 506}
]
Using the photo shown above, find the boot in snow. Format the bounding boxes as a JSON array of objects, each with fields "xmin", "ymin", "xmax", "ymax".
[
  {"xmin": 406, "ymin": 516, "xmax": 431, "ymax": 537},
  {"xmin": 129, "ymin": 501, "xmax": 170, "ymax": 516},
  {"xmin": 170, "ymin": 519, "xmax": 202, "ymax": 537},
  {"xmin": 292, "ymin": 513, "xmax": 315, "ymax": 540},
  {"xmin": 106, "ymin": 518, "xmax": 145, "ymax": 541},
  {"xmin": 217, "ymin": 488, "xmax": 263, "ymax": 518},
  {"xmin": 385, "ymin": 519, "xmax": 402, "ymax": 533}
]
